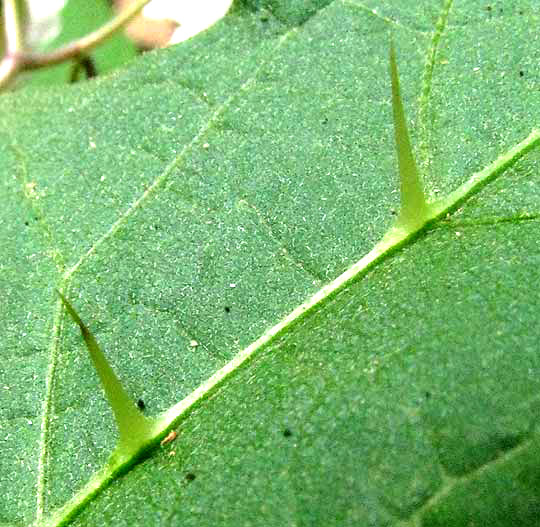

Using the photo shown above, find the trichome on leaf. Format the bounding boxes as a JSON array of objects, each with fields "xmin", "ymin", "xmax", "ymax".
[
  {"xmin": 389, "ymin": 42, "xmax": 430, "ymax": 233},
  {"xmin": 57, "ymin": 291, "xmax": 157, "ymax": 451}
]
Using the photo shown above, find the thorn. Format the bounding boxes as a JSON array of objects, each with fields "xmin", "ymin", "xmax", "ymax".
[
  {"xmin": 57, "ymin": 290, "xmax": 154, "ymax": 450},
  {"xmin": 389, "ymin": 41, "xmax": 429, "ymax": 231}
]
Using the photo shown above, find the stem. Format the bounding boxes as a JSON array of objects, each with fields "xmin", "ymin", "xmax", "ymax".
[
  {"xmin": 0, "ymin": 0, "xmax": 26, "ymax": 88},
  {"xmin": 4, "ymin": 0, "xmax": 25, "ymax": 53},
  {"xmin": 22, "ymin": 0, "xmax": 151, "ymax": 69},
  {"xmin": 0, "ymin": 0, "xmax": 151, "ymax": 91},
  {"xmin": 69, "ymin": 55, "xmax": 97, "ymax": 83}
]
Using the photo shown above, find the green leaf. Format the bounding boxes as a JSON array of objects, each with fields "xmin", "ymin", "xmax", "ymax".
[{"xmin": 2, "ymin": 1, "xmax": 540, "ymax": 526}]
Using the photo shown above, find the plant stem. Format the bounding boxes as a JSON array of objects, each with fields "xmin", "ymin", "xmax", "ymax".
[
  {"xmin": 0, "ymin": 0, "xmax": 26, "ymax": 88},
  {"xmin": 0, "ymin": 0, "xmax": 152, "ymax": 91},
  {"xmin": 22, "ymin": 0, "xmax": 151, "ymax": 69}
]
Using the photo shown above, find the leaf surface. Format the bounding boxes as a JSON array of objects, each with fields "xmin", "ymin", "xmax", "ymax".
[{"xmin": 1, "ymin": 1, "xmax": 540, "ymax": 526}]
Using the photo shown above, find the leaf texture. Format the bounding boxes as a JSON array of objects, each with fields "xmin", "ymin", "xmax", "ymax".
[{"xmin": 1, "ymin": 1, "xmax": 540, "ymax": 526}]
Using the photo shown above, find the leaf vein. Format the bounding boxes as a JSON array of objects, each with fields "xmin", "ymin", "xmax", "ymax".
[
  {"xmin": 417, "ymin": 0, "xmax": 454, "ymax": 177},
  {"xmin": 62, "ymin": 31, "xmax": 298, "ymax": 284},
  {"xmin": 240, "ymin": 197, "xmax": 326, "ymax": 282}
]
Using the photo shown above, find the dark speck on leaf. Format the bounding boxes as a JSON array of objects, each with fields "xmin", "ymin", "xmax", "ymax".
[
  {"xmin": 137, "ymin": 399, "xmax": 145, "ymax": 410},
  {"xmin": 519, "ymin": 70, "xmax": 524, "ymax": 77},
  {"xmin": 322, "ymin": 117, "xmax": 328, "ymax": 125},
  {"xmin": 24, "ymin": 221, "xmax": 29, "ymax": 226},
  {"xmin": 424, "ymin": 391, "xmax": 431, "ymax": 399},
  {"xmin": 224, "ymin": 306, "xmax": 231, "ymax": 313},
  {"xmin": 283, "ymin": 428, "xmax": 293, "ymax": 438},
  {"xmin": 185, "ymin": 473, "xmax": 196, "ymax": 482}
]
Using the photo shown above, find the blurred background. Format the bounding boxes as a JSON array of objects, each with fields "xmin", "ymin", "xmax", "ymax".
[{"xmin": 1, "ymin": 0, "xmax": 233, "ymax": 88}]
